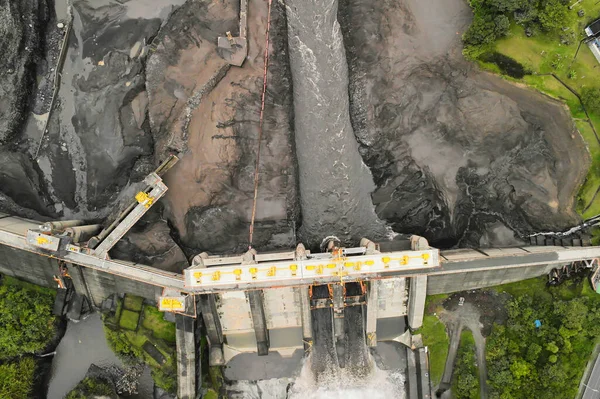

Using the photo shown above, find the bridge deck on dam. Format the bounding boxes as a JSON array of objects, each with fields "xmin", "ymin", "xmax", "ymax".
[
  {"xmin": 2, "ymin": 212, "xmax": 600, "ymax": 399},
  {"xmin": 1, "ymin": 212, "xmax": 600, "ymax": 297}
]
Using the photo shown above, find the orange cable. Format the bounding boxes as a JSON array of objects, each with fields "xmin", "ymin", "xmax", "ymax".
[{"xmin": 248, "ymin": 0, "xmax": 273, "ymax": 247}]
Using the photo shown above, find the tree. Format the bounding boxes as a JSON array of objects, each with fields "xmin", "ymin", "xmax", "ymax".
[
  {"xmin": 494, "ymin": 15, "xmax": 510, "ymax": 37},
  {"xmin": 582, "ymin": 87, "xmax": 600, "ymax": 115},
  {"xmin": 0, "ymin": 281, "xmax": 56, "ymax": 359},
  {"xmin": 463, "ymin": 16, "xmax": 499, "ymax": 46},
  {"xmin": 538, "ymin": 0, "xmax": 569, "ymax": 32}
]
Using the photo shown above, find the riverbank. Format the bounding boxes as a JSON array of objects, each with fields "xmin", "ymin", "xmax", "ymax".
[{"xmin": 469, "ymin": 1, "xmax": 600, "ymax": 222}]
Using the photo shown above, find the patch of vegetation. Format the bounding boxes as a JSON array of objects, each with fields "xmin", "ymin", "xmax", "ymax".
[
  {"xmin": 452, "ymin": 330, "xmax": 480, "ymax": 399},
  {"xmin": 425, "ymin": 293, "xmax": 449, "ymax": 313},
  {"xmin": 119, "ymin": 309, "xmax": 140, "ymax": 330},
  {"xmin": 463, "ymin": 0, "xmax": 572, "ymax": 58},
  {"xmin": 209, "ymin": 366, "xmax": 224, "ymax": 393},
  {"xmin": 582, "ymin": 87, "xmax": 600, "ymax": 115},
  {"xmin": 103, "ymin": 297, "xmax": 177, "ymax": 394},
  {"xmin": 123, "ymin": 294, "xmax": 144, "ymax": 312},
  {"xmin": 0, "ymin": 357, "xmax": 36, "ymax": 399},
  {"xmin": 65, "ymin": 376, "xmax": 115, "ymax": 399},
  {"xmin": 418, "ymin": 314, "xmax": 449, "ymax": 386},
  {"xmin": 152, "ymin": 366, "xmax": 177, "ymax": 393},
  {"xmin": 0, "ymin": 276, "xmax": 57, "ymax": 359},
  {"xmin": 142, "ymin": 306, "xmax": 176, "ymax": 342},
  {"xmin": 204, "ymin": 389, "xmax": 218, "ymax": 399},
  {"xmin": 486, "ymin": 277, "xmax": 600, "ymax": 398}
]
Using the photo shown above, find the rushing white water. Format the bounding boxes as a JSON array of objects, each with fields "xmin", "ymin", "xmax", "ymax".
[
  {"xmin": 228, "ymin": 354, "xmax": 405, "ymax": 399},
  {"xmin": 288, "ymin": 354, "xmax": 405, "ymax": 399}
]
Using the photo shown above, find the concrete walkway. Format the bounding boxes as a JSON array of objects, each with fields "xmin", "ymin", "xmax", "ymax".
[{"xmin": 438, "ymin": 302, "xmax": 489, "ymax": 399}]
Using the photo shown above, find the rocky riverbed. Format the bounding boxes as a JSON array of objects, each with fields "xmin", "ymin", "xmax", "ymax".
[{"xmin": 0, "ymin": 0, "xmax": 590, "ymax": 264}]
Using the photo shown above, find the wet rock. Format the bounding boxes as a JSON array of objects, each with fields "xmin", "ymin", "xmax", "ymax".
[
  {"xmin": 339, "ymin": 0, "xmax": 588, "ymax": 247},
  {"xmin": 111, "ymin": 220, "xmax": 188, "ymax": 272},
  {"xmin": 36, "ymin": 0, "xmax": 176, "ymax": 218},
  {"xmin": 0, "ymin": 0, "xmax": 50, "ymax": 143},
  {"xmin": 149, "ymin": 0, "xmax": 298, "ymax": 252},
  {"xmin": 0, "ymin": 151, "xmax": 51, "ymax": 216}
]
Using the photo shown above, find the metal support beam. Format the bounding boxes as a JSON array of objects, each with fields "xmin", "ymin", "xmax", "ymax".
[
  {"xmin": 366, "ymin": 280, "xmax": 379, "ymax": 347},
  {"xmin": 198, "ymin": 294, "xmax": 225, "ymax": 366},
  {"xmin": 93, "ymin": 173, "xmax": 168, "ymax": 258},
  {"xmin": 247, "ymin": 290, "xmax": 270, "ymax": 356},
  {"xmin": 408, "ymin": 275, "xmax": 427, "ymax": 330}
]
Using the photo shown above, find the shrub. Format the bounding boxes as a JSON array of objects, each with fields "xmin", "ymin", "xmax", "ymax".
[
  {"xmin": 582, "ymin": 87, "xmax": 600, "ymax": 115},
  {"xmin": 0, "ymin": 357, "xmax": 36, "ymax": 399},
  {"xmin": 0, "ymin": 279, "xmax": 56, "ymax": 359},
  {"xmin": 65, "ymin": 377, "xmax": 115, "ymax": 399},
  {"xmin": 103, "ymin": 327, "xmax": 142, "ymax": 359}
]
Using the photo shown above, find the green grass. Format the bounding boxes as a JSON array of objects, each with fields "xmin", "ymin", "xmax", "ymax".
[
  {"xmin": 123, "ymin": 294, "xmax": 144, "ymax": 312},
  {"xmin": 487, "ymin": 4, "xmax": 600, "ymax": 216},
  {"xmin": 419, "ymin": 314, "xmax": 449, "ymax": 386},
  {"xmin": 493, "ymin": 276, "xmax": 548, "ymax": 298},
  {"xmin": 119, "ymin": 309, "xmax": 140, "ymax": 331},
  {"xmin": 142, "ymin": 306, "xmax": 176, "ymax": 343},
  {"xmin": 425, "ymin": 293, "xmax": 449, "ymax": 313},
  {"xmin": 492, "ymin": 275, "xmax": 589, "ymax": 301}
]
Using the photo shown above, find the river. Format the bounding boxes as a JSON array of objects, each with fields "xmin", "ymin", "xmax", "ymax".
[{"xmin": 46, "ymin": 313, "xmax": 153, "ymax": 399}]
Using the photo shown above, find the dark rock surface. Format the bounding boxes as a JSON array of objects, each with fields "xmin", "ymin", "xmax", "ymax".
[
  {"xmin": 339, "ymin": 0, "xmax": 588, "ymax": 247},
  {"xmin": 38, "ymin": 0, "xmax": 166, "ymax": 217},
  {"xmin": 0, "ymin": 0, "xmax": 50, "ymax": 143}
]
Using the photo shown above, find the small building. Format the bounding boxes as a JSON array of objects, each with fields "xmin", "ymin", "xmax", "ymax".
[{"xmin": 585, "ymin": 18, "xmax": 600, "ymax": 63}]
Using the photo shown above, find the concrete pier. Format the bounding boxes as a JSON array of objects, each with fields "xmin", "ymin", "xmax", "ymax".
[
  {"xmin": 366, "ymin": 280, "xmax": 379, "ymax": 347},
  {"xmin": 198, "ymin": 294, "xmax": 225, "ymax": 366},
  {"xmin": 408, "ymin": 275, "xmax": 428, "ymax": 329},
  {"xmin": 246, "ymin": 290, "xmax": 270, "ymax": 356},
  {"xmin": 175, "ymin": 314, "xmax": 196, "ymax": 399},
  {"xmin": 417, "ymin": 348, "xmax": 432, "ymax": 399},
  {"xmin": 406, "ymin": 348, "xmax": 419, "ymax": 399},
  {"xmin": 298, "ymin": 286, "xmax": 313, "ymax": 349}
]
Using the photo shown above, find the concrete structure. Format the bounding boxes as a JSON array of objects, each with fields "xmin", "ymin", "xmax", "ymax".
[
  {"xmin": 408, "ymin": 275, "xmax": 427, "ymax": 329},
  {"xmin": 217, "ymin": 0, "xmax": 248, "ymax": 66},
  {"xmin": 175, "ymin": 314, "xmax": 197, "ymax": 399},
  {"xmin": 585, "ymin": 18, "xmax": 600, "ymax": 64},
  {"xmin": 1, "ymin": 206, "xmax": 600, "ymax": 398}
]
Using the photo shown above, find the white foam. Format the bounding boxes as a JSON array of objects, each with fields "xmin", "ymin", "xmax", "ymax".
[{"xmin": 287, "ymin": 355, "xmax": 406, "ymax": 399}]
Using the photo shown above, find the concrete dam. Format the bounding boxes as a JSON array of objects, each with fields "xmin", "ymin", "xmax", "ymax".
[{"xmin": 0, "ymin": 166, "xmax": 599, "ymax": 398}]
